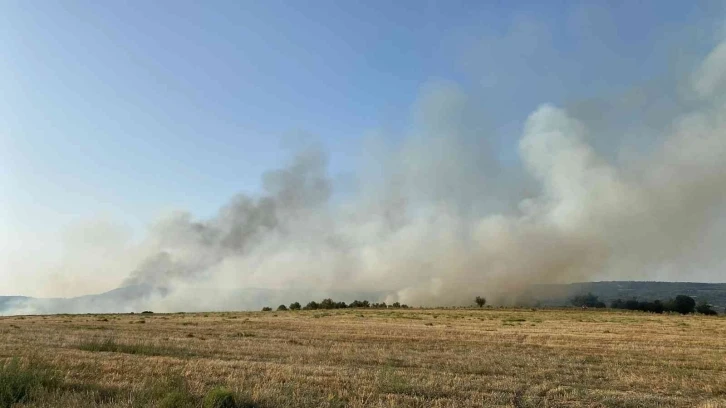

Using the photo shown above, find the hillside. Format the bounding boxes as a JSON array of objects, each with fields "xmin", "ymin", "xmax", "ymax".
[
  {"xmin": 2, "ymin": 281, "xmax": 724, "ymax": 314},
  {"xmin": 532, "ymin": 281, "xmax": 726, "ymax": 310}
]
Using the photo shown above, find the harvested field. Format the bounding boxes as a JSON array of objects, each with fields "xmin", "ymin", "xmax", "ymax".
[{"xmin": 0, "ymin": 308, "xmax": 724, "ymax": 407}]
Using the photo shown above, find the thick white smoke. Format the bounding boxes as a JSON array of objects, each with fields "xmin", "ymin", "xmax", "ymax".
[{"xmin": 6, "ymin": 38, "xmax": 726, "ymax": 314}]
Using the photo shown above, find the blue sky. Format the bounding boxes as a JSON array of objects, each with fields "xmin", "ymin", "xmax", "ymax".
[{"xmin": 1, "ymin": 1, "xmax": 723, "ymax": 293}]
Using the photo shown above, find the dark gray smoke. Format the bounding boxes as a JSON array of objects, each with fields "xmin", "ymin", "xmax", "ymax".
[{"xmin": 123, "ymin": 149, "xmax": 330, "ymax": 288}]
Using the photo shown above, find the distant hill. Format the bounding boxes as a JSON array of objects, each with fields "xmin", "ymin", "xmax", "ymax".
[
  {"xmin": 531, "ymin": 281, "xmax": 726, "ymax": 311},
  {"xmin": 0, "ymin": 284, "xmax": 166, "ymax": 315},
  {"xmin": 0, "ymin": 296, "xmax": 30, "ymax": 312},
  {"xmin": 2, "ymin": 281, "xmax": 724, "ymax": 315},
  {"xmin": 0, "ymin": 285, "xmax": 387, "ymax": 315}
]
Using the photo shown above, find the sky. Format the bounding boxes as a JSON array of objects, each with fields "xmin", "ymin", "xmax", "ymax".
[{"xmin": 1, "ymin": 1, "xmax": 725, "ymax": 298}]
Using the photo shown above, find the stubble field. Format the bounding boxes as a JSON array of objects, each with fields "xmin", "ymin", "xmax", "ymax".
[{"xmin": 0, "ymin": 308, "xmax": 724, "ymax": 407}]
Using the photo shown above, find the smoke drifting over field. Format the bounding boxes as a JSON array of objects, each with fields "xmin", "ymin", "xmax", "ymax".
[{"xmin": 7, "ymin": 35, "xmax": 726, "ymax": 314}]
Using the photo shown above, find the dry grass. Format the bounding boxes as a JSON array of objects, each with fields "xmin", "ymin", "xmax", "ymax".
[{"xmin": 0, "ymin": 308, "xmax": 725, "ymax": 407}]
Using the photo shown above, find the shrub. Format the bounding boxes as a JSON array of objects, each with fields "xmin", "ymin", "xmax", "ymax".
[
  {"xmin": 612, "ymin": 295, "xmax": 699, "ymax": 314},
  {"xmin": 203, "ymin": 387, "xmax": 236, "ymax": 408},
  {"xmin": 349, "ymin": 299, "xmax": 374, "ymax": 308},
  {"xmin": 696, "ymin": 302, "xmax": 718, "ymax": 316},
  {"xmin": 672, "ymin": 295, "xmax": 696, "ymax": 314},
  {"xmin": 303, "ymin": 301, "xmax": 319, "ymax": 310},
  {"xmin": 142, "ymin": 311, "xmax": 154, "ymax": 314},
  {"xmin": 320, "ymin": 298, "xmax": 335, "ymax": 309},
  {"xmin": 335, "ymin": 301, "xmax": 347, "ymax": 309},
  {"xmin": 570, "ymin": 293, "xmax": 604, "ymax": 308},
  {"xmin": 276, "ymin": 304, "xmax": 288, "ymax": 311},
  {"xmin": 612, "ymin": 298, "xmax": 663, "ymax": 313},
  {"xmin": 261, "ymin": 307, "xmax": 272, "ymax": 312},
  {"xmin": 475, "ymin": 296, "xmax": 486, "ymax": 307},
  {"xmin": 625, "ymin": 299, "xmax": 640, "ymax": 310},
  {"xmin": 391, "ymin": 302, "xmax": 401, "ymax": 308},
  {"xmin": 641, "ymin": 300, "xmax": 665, "ymax": 314},
  {"xmin": 289, "ymin": 302, "xmax": 301, "ymax": 310}
]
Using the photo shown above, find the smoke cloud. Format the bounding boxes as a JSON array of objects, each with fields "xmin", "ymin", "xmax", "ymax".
[{"xmin": 6, "ymin": 35, "xmax": 726, "ymax": 314}]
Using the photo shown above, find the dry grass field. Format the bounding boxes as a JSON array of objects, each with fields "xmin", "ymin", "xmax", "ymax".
[{"xmin": 1, "ymin": 308, "xmax": 725, "ymax": 407}]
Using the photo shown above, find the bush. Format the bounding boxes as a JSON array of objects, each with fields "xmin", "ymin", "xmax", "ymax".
[
  {"xmin": 141, "ymin": 311, "xmax": 154, "ymax": 314},
  {"xmin": 320, "ymin": 298, "xmax": 335, "ymax": 309},
  {"xmin": 696, "ymin": 302, "xmax": 718, "ymax": 316},
  {"xmin": 672, "ymin": 295, "xmax": 696, "ymax": 314},
  {"xmin": 642, "ymin": 300, "xmax": 665, "ymax": 314},
  {"xmin": 289, "ymin": 302, "xmax": 301, "ymax": 310},
  {"xmin": 261, "ymin": 307, "xmax": 272, "ymax": 312},
  {"xmin": 276, "ymin": 305, "xmax": 288, "ymax": 311},
  {"xmin": 203, "ymin": 387, "xmax": 236, "ymax": 408},
  {"xmin": 475, "ymin": 296, "xmax": 486, "ymax": 307},
  {"xmin": 611, "ymin": 298, "xmax": 663, "ymax": 313},
  {"xmin": 611, "ymin": 295, "xmax": 700, "ymax": 314},
  {"xmin": 570, "ymin": 293, "xmax": 605, "ymax": 308},
  {"xmin": 349, "ymin": 300, "xmax": 369, "ymax": 308},
  {"xmin": 391, "ymin": 302, "xmax": 401, "ymax": 308},
  {"xmin": 624, "ymin": 299, "xmax": 640, "ymax": 310},
  {"xmin": 303, "ymin": 301, "xmax": 319, "ymax": 310}
]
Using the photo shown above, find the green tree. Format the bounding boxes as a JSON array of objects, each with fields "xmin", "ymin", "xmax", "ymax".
[
  {"xmin": 475, "ymin": 296, "xmax": 486, "ymax": 307},
  {"xmin": 672, "ymin": 295, "xmax": 696, "ymax": 314},
  {"xmin": 320, "ymin": 298, "xmax": 335, "ymax": 309},
  {"xmin": 289, "ymin": 302, "xmax": 301, "ymax": 310}
]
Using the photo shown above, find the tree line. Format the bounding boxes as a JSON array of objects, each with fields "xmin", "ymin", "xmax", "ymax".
[
  {"xmin": 571, "ymin": 292, "xmax": 719, "ymax": 315},
  {"xmin": 260, "ymin": 293, "xmax": 719, "ymax": 315},
  {"xmin": 262, "ymin": 298, "xmax": 410, "ymax": 312}
]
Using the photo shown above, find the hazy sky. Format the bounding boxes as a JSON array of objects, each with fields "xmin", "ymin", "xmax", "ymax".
[{"xmin": 1, "ymin": 1, "xmax": 724, "ymax": 297}]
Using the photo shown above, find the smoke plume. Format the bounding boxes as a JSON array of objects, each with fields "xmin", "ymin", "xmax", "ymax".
[{"xmin": 6, "ymin": 35, "xmax": 726, "ymax": 314}]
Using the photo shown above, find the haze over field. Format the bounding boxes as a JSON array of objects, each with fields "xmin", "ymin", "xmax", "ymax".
[{"xmin": 2, "ymin": 2, "xmax": 726, "ymax": 313}]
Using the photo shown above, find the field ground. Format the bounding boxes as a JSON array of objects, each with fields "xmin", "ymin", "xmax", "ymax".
[{"xmin": 0, "ymin": 308, "xmax": 725, "ymax": 407}]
